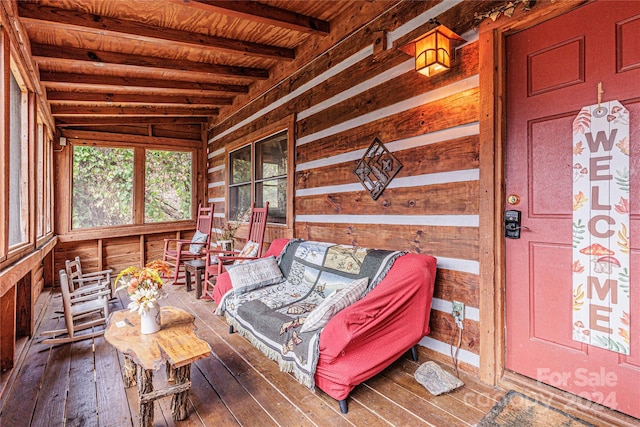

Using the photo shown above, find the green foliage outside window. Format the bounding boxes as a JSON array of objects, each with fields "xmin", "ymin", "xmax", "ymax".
[
  {"xmin": 72, "ymin": 146, "xmax": 193, "ymax": 229},
  {"xmin": 72, "ymin": 146, "xmax": 134, "ymax": 228},
  {"xmin": 145, "ymin": 150, "xmax": 192, "ymax": 222}
]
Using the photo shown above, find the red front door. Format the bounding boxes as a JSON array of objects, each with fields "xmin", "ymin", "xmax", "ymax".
[{"xmin": 505, "ymin": 1, "xmax": 640, "ymax": 418}]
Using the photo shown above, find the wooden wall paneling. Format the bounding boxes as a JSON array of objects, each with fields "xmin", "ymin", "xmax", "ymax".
[
  {"xmin": 32, "ymin": 260, "xmax": 44, "ymax": 304},
  {"xmin": 43, "ymin": 250, "xmax": 54, "ymax": 289},
  {"xmin": 296, "ymin": 134, "xmax": 479, "ymax": 190},
  {"xmin": 103, "ymin": 236, "xmax": 140, "ymax": 273},
  {"xmin": 52, "ymin": 232, "xmax": 194, "ymax": 281},
  {"xmin": 145, "ymin": 233, "xmax": 171, "ymax": 264},
  {"xmin": 139, "ymin": 235, "xmax": 145, "ymax": 268},
  {"xmin": 434, "ymin": 269, "xmax": 480, "ymax": 309},
  {"xmin": 15, "ymin": 274, "xmax": 31, "ymax": 338},
  {"xmin": 429, "ymin": 310, "xmax": 479, "ymax": 356},
  {"xmin": 294, "ymin": 222, "xmax": 478, "ymax": 261},
  {"xmin": 296, "ymin": 47, "xmax": 479, "ymax": 140},
  {"xmin": 54, "ymin": 241, "xmax": 97, "ymax": 271},
  {"xmin": 153, "ymin": 124, "xmax": 203, "ymax": 140},
  {"xmin": 297, "ymin": 182, "xmax": 479, "ymax": 217},
  {"xmin": 97, "ymin": 239, "xmax": 103, "ymax": 271},
  {"xmin": 0, "ymin": 286, "xmax": 16, "ymax": 371},
  {"xmin": 208, "ymin": 169, "xmax": 224, "ymax": 185},
  {"xmin": 295, "ymin": 88, "xmax": 480, "ymax": 167}
]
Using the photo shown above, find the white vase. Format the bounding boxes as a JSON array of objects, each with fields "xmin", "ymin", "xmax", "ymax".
[{"xmin": 140, "ymin": 305, "xmax": 161, "ymax": 334}]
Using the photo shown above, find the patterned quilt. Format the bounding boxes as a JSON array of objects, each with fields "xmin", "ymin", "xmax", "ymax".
[{"xmin": 217, "ymin": 240, "xmax": 405, "ymax": 389}]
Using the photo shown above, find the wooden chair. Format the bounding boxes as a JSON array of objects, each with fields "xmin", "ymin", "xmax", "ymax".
[
  {"xmin": 201, "ymin": 202, "xmax": 269, "ymax": 299},
  {"xmin": 65, "ymin": 256, "xmax": 113, "ymax": 296},
  {"xmin": 163, "ymin": 203, "xmax": 214, "ymax": 284},
  {"xmin": 40, "ymin": 270, "xmax": 111, "ymax": 345}
]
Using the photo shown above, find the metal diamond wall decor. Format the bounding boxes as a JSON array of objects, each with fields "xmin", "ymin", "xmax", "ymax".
[{"xmin": 354, "ymin": 138, "xmax": 402, "ymax": 200}]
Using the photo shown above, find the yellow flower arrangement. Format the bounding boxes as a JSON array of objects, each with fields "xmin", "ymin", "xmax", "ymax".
[{"xmin": 115, "ymin": 260, "xmax": 171, "ymax": 315}]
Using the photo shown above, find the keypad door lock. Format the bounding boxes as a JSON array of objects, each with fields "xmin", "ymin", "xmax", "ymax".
[{"xmin": 505, "ymin": 210, "xmax": 522, "ymax": 239}]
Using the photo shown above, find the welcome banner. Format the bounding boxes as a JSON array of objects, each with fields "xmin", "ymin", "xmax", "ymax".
[{"xmin": 572, "ymin": 100, "xmax": 630, "ymax": 354}]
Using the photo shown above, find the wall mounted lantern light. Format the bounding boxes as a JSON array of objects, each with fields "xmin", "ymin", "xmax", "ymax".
[{"xmin": 413, "ymin": 24, "xmax": 465, "ymax": 76}]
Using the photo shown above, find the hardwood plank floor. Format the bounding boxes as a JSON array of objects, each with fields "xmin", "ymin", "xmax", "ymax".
[{"xmin": 1, "ymin": 283, "xmax": 507, "ymax": 427}]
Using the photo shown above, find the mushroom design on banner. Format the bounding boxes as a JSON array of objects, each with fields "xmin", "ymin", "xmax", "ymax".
[{"xmin": 578, "ymin": 243, "xmax": 618, "ymax": 274}]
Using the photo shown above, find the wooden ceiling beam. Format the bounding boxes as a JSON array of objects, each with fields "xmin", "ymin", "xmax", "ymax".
[
  {"xmin": 60, "ymin": 129, "xmax": 202, "ymax": 149},
  {"xmin": 55, "ymin": 116, "xmax": 209, "ymax": 127},
  {"xmin": 50, "ymin": 105, "xmax": 219, "ymax": 116},
  {"xmin": 39, "ymin": 72, "xmax": 249, "ymax": 94},
  {"xmin": 47, "ymin": 91, "xmax": 233, "ymax": 106},
  {"xmin": 18, "ymin": 3, "xmax": 295, "ymax": 60},
  {"xmin": 174, "ymin": 0, "xmax": 330, "ymax": 35},
  {"xmin": 31, "ymin": 43, "xmax": 269, "ymax": 79}
]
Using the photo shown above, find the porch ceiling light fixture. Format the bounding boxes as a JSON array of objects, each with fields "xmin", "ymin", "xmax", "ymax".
[{"xmin": 413, "ymin": 24, "xmax": 465, "ymax": 77}]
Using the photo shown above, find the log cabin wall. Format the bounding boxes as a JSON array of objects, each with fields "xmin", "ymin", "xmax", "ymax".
[
  {"xmin": 52, "ymin": 123, "xmax": 208, "ymax": 280},
  {"xmin": 208, "ymin": 1, "xmax": 484, "ymax": 375}
]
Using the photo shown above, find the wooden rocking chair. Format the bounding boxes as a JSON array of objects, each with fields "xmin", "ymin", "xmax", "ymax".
[
  {"xmin": 65, "ymin": 256, "xmax": 113, "ymax": 296},
  {"xmin": 201, "ymin": 202, "xmax": 269, "ymax": 300},
  {"xmin": 40, "ymin": 270, "xmax": 111, "ymax": 345},
  {"xmin": 163, "ymin": 203, "xmax": 214, "ymax": 284}
]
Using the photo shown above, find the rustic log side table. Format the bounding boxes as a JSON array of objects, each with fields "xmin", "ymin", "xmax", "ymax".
[
  {"xmin": 104, "ymin": 306, "xmax": 211, "ymax": 427},
  {"xmin": 184, "ymin": 259, "xmax": 206, "ymax": 299}
]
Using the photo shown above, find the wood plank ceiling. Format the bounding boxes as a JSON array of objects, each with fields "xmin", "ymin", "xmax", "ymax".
[{"xmin": 17, "ymin": 0, "xmax": 353, "ymax": 128}]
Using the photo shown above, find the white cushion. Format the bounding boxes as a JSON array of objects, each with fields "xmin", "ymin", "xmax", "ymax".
[
  {"xmin": 233, "ymin": 240, "xmax": 260, "ymax": 264},
  {"xmin": 226, "ymin": 256, "xmax": 284, "ymax": 295},
  {"xmin": 189, "ymin": 230, "xmax": 208, "ymax": 254},
  {"xmin": 300, "ymin": 277, "xmax": 368, "ymax": 333}
]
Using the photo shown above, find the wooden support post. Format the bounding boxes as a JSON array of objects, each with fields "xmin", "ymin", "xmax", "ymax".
[
  {"xmin": 136, "ymin": 365, "xmax": 154, "ymax": 427},
  {"xmin": 139, "ymin": 235, "xmax": 145, "ymax": 267},
  {"xmin": 166, "ymin": 360, "xmax": 175, "ymax": 383},
  {"xmin": 170, "ymin": 364, "xmax": 191, "ymax": 420},
  {"xmin": 97, "ymin": 239, "xmax": 103, "ymax": 271},
  {"xmin": 123, "ymin": 355, "xmax": 137, "ymax": 388}
]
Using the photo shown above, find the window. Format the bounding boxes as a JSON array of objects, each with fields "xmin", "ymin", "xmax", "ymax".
[
  {"xmin": 36, "ymin": 122, "xmax": 44, "ymax": 237},
  {"xmin": 228, "ymin": 130, "xmax": 288, "ymax": 224},
  {"xmin": 72, "ymin": 145, "xmax": 194, "ymax": 229},
  {"xmin": 35, "ymin": 120, "xmax": 53, "ymax": 240},
  {"xmin": 72, "ymin": 146, "xmax": 134, "ymax": 229},
  {"xmin": 145, "ymin": 150, "xmax": 192, "ymax": 222},
  {"xmin": 229, "ymin": 145, "xmax": 252, "ymax": 220},
  {"xmin": 8, "ymin": 72, "xmax": 28, "ymax": 248}
]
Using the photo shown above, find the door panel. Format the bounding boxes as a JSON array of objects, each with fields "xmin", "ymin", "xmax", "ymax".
[{"xmin": 506, "ymin": 1, "xmax": 640, "ymax": 418}]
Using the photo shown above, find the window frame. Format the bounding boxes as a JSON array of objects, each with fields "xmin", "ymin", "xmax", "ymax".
[
  {"xmin": 68, "ymin": 139, "xmax": 199, "ymax": 234},
  {"xmin": 225, "ymin": 115, "xmax": 294, "ymax": 232},
  {"xmin": 144, "ymin": 148, "xmax": 194, "ymax": 224},
  {"xmin": 5, "ymin": 58, "xmax": 32, "ymax": 257},
  {"xmin": 35, "ymin": 113, "xmax": 54, "ymax": 246}
]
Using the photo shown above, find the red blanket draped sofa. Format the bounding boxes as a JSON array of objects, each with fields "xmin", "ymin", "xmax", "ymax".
[{"xmin": 211, "ymin": 238, "xmax": 437, "ymax": 413}]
